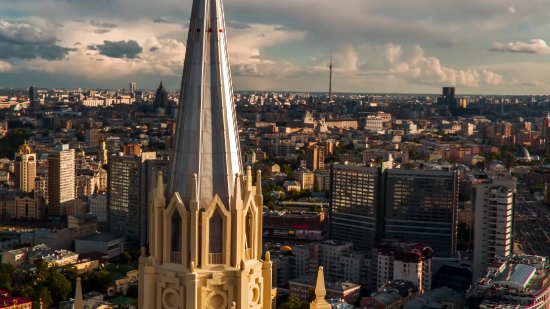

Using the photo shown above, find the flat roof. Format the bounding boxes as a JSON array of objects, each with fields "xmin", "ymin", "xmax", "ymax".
[{"xmin": 77, "ymin": 232, "xmax": 123, "ymax": 243}]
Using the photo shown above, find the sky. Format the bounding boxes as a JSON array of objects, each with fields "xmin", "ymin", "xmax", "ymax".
[{"xmin": 1, "ymin": 0, "xmax": 550, "ymax": 95}]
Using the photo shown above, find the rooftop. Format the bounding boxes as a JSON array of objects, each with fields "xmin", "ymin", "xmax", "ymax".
[
  {"xmin": 290, "ymin": 275, "xmax": 360, "ymax": 292},
  {"xmin": 78, "ymin": 232, "xmax": 124, "ymax": 243}
]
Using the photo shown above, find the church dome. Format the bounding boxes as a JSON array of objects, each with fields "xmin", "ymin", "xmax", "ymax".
[
  {"xmin": 515, "ymin": 147, "xmax": 531, "ymax": 161},
  {"xmin": 17, "ymin": 140, "xmax": 32, "ymax": 155},
  {"xmin": 280, "ymin": 246, "xmax": 292, "ymax": 252},
  {"xmin": 75, "ymin": 144, "xmax": 86, "ymax": 157}
]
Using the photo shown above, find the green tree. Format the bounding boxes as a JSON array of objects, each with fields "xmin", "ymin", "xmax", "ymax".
[
  {"xmin": 61, "ymin": 265, "xmax": 79, "ymax": 288},
  {"xmin": 33, "ymin": 287, "xmax": 53, "ymax": 309},
  {"xmin": 307, "ymin": 289, "xmax": 316, "ymax": 303},
  {"xmin": 126, "ymin": 285, "xmax": 139, "ymax": 299},
  {"xmin": 46, "ymin": 271, "xmax": 72, "ymax": 304},
  {"xmin": 120, "ymin": 252, "xmax": 132, "ymax": 264},
  {"xmin": 279, "ymin": 296, "xmax": 304, "ymax": 309}
]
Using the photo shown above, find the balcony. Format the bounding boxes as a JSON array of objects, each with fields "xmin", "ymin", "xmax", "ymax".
[
  {"xmin": 209, "ymin": 253, "xmax": 223, "ymax": 264},
  {"xmin": 170, "ymin": 251, "xmax": 182, "ymax": 264},
  {"xmin": 245, "ymin": 248, "xmax": 253, "ymax": 260}
]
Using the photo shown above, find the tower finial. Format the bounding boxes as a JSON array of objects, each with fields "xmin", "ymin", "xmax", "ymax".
[
  {"xmin": 74, "ymin": 277, "xmax": 84, "ymax": 309},
  {"xmin": 328, "ymin": 50, "xmax": 333, "ymax": 103},
  {"xmin": 310, "ymin": 266, "xmax": 331, "ymax": 309}
]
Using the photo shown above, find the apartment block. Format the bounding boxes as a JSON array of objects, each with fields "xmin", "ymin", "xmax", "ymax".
[{"xmin": 473, "ymin": 177, "xmax": 516, "ymax": 280}]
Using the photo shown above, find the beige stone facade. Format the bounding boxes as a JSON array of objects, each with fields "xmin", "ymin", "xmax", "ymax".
[{"xmin": 138, "ymin": 169, "xmax": 273, "ymax": 309}]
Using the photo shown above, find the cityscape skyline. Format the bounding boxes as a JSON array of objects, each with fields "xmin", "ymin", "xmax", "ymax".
[{"xmin": 2, "ymin": 0, "xmax": 550, "ymax": 94}]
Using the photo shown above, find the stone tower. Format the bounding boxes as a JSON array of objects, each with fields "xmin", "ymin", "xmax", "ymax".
[
  {"xmin": 137, "ymin": 0, "xmax": 273, "ymax": 307},
  {"xmin": 15, "ymin": 140, "xmax": 36, "ymax": 193}
]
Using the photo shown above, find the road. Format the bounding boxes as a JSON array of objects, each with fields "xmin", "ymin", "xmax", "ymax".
[{"xmin": 513, "ymin": 181, "xmax": 550, "ymax": 257}]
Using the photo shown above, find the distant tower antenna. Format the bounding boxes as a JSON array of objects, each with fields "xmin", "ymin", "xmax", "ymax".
[{"xmin": 329, "ymin": 50, "xmax": 333, "ymax": 103}]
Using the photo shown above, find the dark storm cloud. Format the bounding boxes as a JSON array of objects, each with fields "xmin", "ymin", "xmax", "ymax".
[
  {"xmin": 149, "ymin": 46, "xmax": 159, "ymax": 52},
  {"xmin": 73, "ymin": 19, "xmax": 86, "ymax": 23},
  {"xmin": 88, "ymin": 40, "xmax": 143, "ymax": 59},
  {"xmin": 153, "ymin": 18, "xmax": 176, "ymax": 24},
  {"xmin": 0, "ymin": 42, "xmax": 75, "ymax": 60},
  {"xmin": 93, "ymin": 29, "xmax": 110, "ymax": 34},
  {"xmin": 74, "ymin": 42, "xmax": 82, "ymax": 46},
  {"xmin": 226, "ymin": 20, "xmax": 251, "ymax": 29},
  {"xmin": 90, "ymin": 20, "xmax": 117, "ymax": 28}
]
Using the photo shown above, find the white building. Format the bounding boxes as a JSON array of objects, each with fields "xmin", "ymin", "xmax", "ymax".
[
  {"xmin": 473, "ymin": 177, "xmax": 516, "ymax": 280},
  {"xmin": 363, "ymin": 116, "xmax": 384, "ymax": 131},
  {"xmin": 88, "ymin": 194, "xmax": 108, "ymax": 223}
]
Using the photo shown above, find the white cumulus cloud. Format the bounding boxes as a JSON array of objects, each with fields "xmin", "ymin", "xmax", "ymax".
[
  {"xmin": 489, "ymin": 39, "xmax": 550, "ymax": 54},
  {"xmin": 0, "ymin": 60, "xmax": 11, "ymax": 72}
]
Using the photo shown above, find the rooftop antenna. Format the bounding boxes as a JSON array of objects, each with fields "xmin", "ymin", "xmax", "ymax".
[{"xmin": 329, "ymin": 50, "xmax": 333, "ymax": 103}]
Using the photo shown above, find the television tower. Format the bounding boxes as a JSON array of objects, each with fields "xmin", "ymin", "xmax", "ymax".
[{"xmin": 328, "ymin": 51, "xmax": 333, "ymax": 103}]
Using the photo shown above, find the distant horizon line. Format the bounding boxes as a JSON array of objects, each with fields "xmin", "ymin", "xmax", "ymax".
[{"xmin": 1, "ymin": 87, "xmax": 550, "ymax": 97}]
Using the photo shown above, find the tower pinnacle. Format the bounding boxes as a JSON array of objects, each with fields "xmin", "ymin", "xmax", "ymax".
[
  {"xmin": 167, "ymin": 0, "xmax": 242, "ymax": 207},
  {"xmin": 328, "ymin": 51, "xmax": 333, "ymax": 103},
  {"xmin": 310, "ymin": 266, "xmax": 331, "ymax": 309}
]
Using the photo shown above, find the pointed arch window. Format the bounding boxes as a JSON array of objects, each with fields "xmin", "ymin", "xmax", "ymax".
[
  {"xmin": 209, "ymin": 210, "xmax": 223, "ymax": 254},
  {"xmin": 245, "ymin": 211, "xmax": 253, "ymax": 259},
  {"xmin": 170, "ymin": 209, "xmax": 183, "ymax": 264}
]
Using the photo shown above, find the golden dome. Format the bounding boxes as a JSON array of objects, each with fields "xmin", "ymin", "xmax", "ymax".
[
  {"xmin": 17, "ymin": 140, "xmax": 32, "ymax": 155},
  {"xmin": 280, "ymin": 246, "xmax": 292, "ymax": 252},
  {"xmin": 75, "ymin": 148, "xmax": 85, "ymax": 157}
]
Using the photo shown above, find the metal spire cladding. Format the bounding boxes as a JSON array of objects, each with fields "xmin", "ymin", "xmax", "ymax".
[{"xmin": 167, "ymin": 0, "xmax": 243, "ymax": 208}]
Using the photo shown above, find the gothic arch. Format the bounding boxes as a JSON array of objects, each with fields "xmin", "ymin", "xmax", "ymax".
[
  {"xmin": 243, "ymin": 198, "xmax": 258, "ymax": 261},
  {"xmin": 201, "ymin": 195, "xmax": 231, "ymax": 267},
  {"xmin": 163, "ymin": 194, "xmax": 189, "ymax": 267}
]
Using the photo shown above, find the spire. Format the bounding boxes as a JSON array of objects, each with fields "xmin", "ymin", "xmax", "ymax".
[
  {"xmin": 310, "ymin": 266, "xmax": 331, "ymax": 309},
  {"xmin": 160, "ymin": 80, "xmax": 163, "ymax": 88},
  {"xmin": 328, "ymin": 50, "xmax": 332, "ymax": 103},
  {"xmin": 167, "ymin": 0, "xmax": 242, "ymax": 208},
  {"xmin": 74, "ymin": 277, "xmax": 84, "ymax": 309}
]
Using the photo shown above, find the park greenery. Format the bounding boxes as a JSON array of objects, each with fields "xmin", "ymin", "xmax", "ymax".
[{"xmin": 0, "ymin": 248, "xmax": 143, "ymax": 308}]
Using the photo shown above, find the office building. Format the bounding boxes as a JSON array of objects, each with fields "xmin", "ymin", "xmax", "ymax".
[
  {"xmin": 84, "ymin": 128, "xmax": 99, "ymax": 147},
  {"xmin": 439, "ymin": 87, "xmax": 456, "ymax": 107},
  {"xmin": 473, "ymin": 177, "xmax": 516, "ymax": 280},
  {"xmin": 138, "ymin": 0, "xmax": 274, "ymax": 305},
  {"xmin": 129, "ymin": 82, "xmax": 136, "ymax": 93},
  {"xmin": 329, "ymin": 163, "xmax": 386, "ymax": 252},
  {"xmin": 29, "ymin": 86, "xmax": 39, "ymax": 106},
  {"xmin": 48, "ymin": 144, "xmax": 76, "ymax": 217},
  {"xmin": 14, "ymin": 141, "xmax": 36, "ymax": 194},
  {"xmin": 385, "ymin": 169, "xmax": 459, "ymax": 254},
  {"xmin": 306, "ymin": 145, "xmax": 325, "ymax": 171},
  {"xmin": 107, "ymin": 152, "xmax": 156, "ymax": 244},
  {"xmin": 153, "ymin": 80, "xmax": 168, "ymax": 116}
]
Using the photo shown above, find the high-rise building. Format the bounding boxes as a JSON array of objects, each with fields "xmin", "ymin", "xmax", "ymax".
[
  {"xmin": 14, "ymin": 141, "xmax": 36, "ymax": 194},
  {"xmin": 306, "ymin": 145, "xmax": 324, "ymax": 171},
  {"xmin": 153, "ymin": 80, "xmax": 168, "ymax": 116},
  {"xmin": 48, "ymin": 144, "xmax": 76, "ymax": 217},
  {"xmin": 329, "ymin": 163, "xmax": 387, "ymax": 252},
  {"xmin": 129, "ymin": 82, "xmax": 136, "ymax": 93},
  {"xmin": 138, "ymin": 0, "xmax": 273, "ymax": 306},
  {"xmin": 473, "ymin": 177, "xmax": 516, "ymax": 280},
  {"xmin": 107, "ymin": 152, "xmax": 156, "ymax": 244},
  {"xmin": 29, "ymin": 86, "xmax": 39, "ymax": 106},
  {"xmin": 385, "ymin": 169, "xmax": 459, "ymax": 254},
  {"xmin": 439, "ymin": 86, "xmax": 456, "ymax": 107},
  {"xmin": 84, "ymin": 128, "xmax": 99, "ymax": 147}
]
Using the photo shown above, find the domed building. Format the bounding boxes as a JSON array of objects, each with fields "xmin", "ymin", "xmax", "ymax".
[
  {"xmin": 516, "ymin": 147, "xmax": 531, "ymax": 162},
  {"xmin": 75, "ymin": 143, "xmax": 86, "ymax": 158},
  {"xmin": 17, "ymin": 140, "xmax": 32, "ymax": 155}
]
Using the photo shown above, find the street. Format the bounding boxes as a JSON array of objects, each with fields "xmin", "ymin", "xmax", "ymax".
[{"xmin": 513, "ymin": 181, "xmax": 550, "ymax": 257}]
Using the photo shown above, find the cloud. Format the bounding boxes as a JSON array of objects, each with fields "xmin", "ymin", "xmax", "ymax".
[
  {"xmin": 90, "ymin": 20, "xmax": 117, "ymax": 28},
  {"xmin": 93, "ymin": 29, "xmax": 110, "ymax": 34},
  {"xmin": 54, "ymin": 23, "xmax": 64, "ymax": 28},
  {"xmin": 74, "ymin": 42, "xmax": 81, "ymax": 46},
  {"xmin": 89, "ymin": 40, "xmax": 143, "ymax": 58},
  {"xmin": 153, "ymin": 18, "xmax": 176, "ymax": 24},
  {"xmin": 0, "ymin": 60, "xmax": 11, "ymax": 72},
  {"xmin": 489, "ymin": 39, "xmax": 550, "ymax": 54},
  {"xmin": 507, "ymin": 6, "xmax": 516, "ymax": 13},
  {"xmin": 273, "ymin": 26, "xmax": 289, "ymax": 31},
  {"xmin": 0, "ymin": 20, "xmax": 57, "ymax": 45},
  {"xmin": 0, "ymin": 43, "xmax": 74, "ymax": 60},
  {"xmin": 226, "ymin": 20, "xmax": 251, "ymax": 29},
  {"xmin": 149, "ymin": 46, "xmax": 159, "ymax": 52},
  {"xmin": 73, "ymin": 19, "xmax": 86, "ymax": 23}
]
